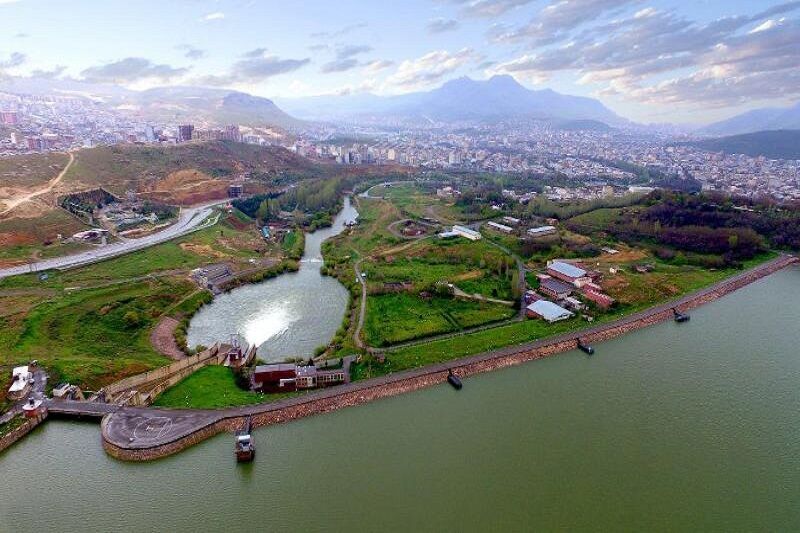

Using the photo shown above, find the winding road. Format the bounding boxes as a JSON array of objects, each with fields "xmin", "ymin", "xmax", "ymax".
[{"xmin": 0, "ymin": 202, "xmax": 223, "ymax": 280}]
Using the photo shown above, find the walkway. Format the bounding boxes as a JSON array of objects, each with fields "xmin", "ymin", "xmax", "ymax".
[{"xmin": 40, "ymin": 254, "xmax": 800, "ymax": 459}]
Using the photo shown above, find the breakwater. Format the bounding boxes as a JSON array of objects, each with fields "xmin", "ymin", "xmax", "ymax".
[{"xmin": 101, "ymin": 254, "xmax": 797, "ymax": 460}]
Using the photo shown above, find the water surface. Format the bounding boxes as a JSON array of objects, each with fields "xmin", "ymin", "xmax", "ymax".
[
  {"xmin": 187, "ymin": 197, "xmax": 358, "ymax": 361},
  {"xmin": 2, "ymin": 268, "xmax": 799, "ymax": 532}
]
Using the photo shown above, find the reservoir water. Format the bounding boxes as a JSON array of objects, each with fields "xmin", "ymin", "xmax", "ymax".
[
  {"xmin": 186, "ymin": 197, "xmax": 358, "ymax": 361},
  {"xmin": 1, "ymin": 267, "xmax": 799, "ymax": 531}
]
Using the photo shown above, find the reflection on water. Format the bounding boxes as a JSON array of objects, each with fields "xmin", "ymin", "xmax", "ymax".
[
  {"xmin": 2, "ymin": 267, "xmax": 799, "ymax": 532},
  {"xmin": 187, "ymin": 197, "xmax": 358, "ymax": 361}
]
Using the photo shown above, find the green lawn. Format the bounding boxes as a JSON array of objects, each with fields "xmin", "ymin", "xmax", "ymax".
[
  {"xmin": 351, "ymin": 253, "xmax": 780, "ymax": 380},
  {"xmin": 1, "ymin": 278, "xmax": 194, "ymax": 389},
  {"xmin": 363, "ymin": 293, "xmax": 515, "ymax": 347},
  {"xmin": 152, "ymin": 366, "xmax": 270, "ymax": 409}
]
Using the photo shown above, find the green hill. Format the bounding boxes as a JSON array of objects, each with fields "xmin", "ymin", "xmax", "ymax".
[{"xmin": 684, "ymin": 130, "xmax": 800, "ymax": 160}]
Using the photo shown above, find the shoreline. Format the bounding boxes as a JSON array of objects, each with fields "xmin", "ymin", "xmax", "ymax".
[{"xmin": 98, "ymin": 253, "xmax": 797, "ymax": 461}]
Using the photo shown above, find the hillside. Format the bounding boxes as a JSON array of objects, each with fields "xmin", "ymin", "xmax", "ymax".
[
  {"xmin": 0, "ymin": 141, "xmax": 326, "ymax": 263},
  {"xmin": 683, "ymin": 130, "xmax": 800, "ymax": 160},
  {"xmin": 0, "ymin": 77, "xmax": 302, "ymax": 130},
  {"xmin": 61, "ymin": 141, "xmax": 323, "ymax": 199},
  {"xmin": 701, "ymin": 103, "xmax": 800, "ymax": 136},
  {"xmin": 279, "ymin": 75, "xmax": 625, "ymax": 125},
  {"xmin": 133, "ymin": 87, "xmax": 303, "ymax": 130}
]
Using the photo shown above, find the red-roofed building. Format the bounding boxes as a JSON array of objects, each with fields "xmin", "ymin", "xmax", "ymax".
[{"xmin": 583, "ymin": 288, "xmax": 615, "ymax": 309}]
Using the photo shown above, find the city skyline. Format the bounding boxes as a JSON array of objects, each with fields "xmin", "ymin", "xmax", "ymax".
[{"xmin": 0, "ymin": 0, "xmax": 799, "ymax": 124}]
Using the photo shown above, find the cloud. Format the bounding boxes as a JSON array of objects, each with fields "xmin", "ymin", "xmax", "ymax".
[
  {"xmin": 177, "ymin": 44, "xmax": 205, "ymax": 60},
  {"xmin": 364, "ymin": 59, "xmax": 394, "ymax": 72},
  {"xmin": 202, "ymin": 12, "xmax": 225, "ymax": 21},
  {"xmin": 0, "ymin": 0, "xmax": 22, "ymax": 5},
  {"xmin": 490, "ymin": 3, "xmax": 800, "ymax": 110},
  {"xmin": 80, "ymin": 57, "xmax": 188, "ymax": 84},
  {"xmin": 449, "ymin": 0, "xmax": 533, "ymax": 18},
  {"xmin": 427, "ymin": 18, "xmax": 460, "ymax": 33},
  {"xmin": 490, "ymin": 0, "xmax": 638, "ymax": 46},
  {"xmin": 320, "ymin": 44, "xmax": 373, "ymax": 74},
  {"xmin": 197, "ymin": 50, "xmax": 310, "ymax": 86},
  {"xmin": 29, "ymin": 65, "xmax": 66, "ymax": 79},
  {"xmin": 0, "ymin": 52, "xmax": 26, "ymax": 68},
  {"xmin": 387, "ymin": 48, "xmax": 480, "ymax": 89},
  {"xmin": 321, "ymin": 58, "xmax": 360, "ymax": 73},
  {"xmin": 310, "ymin": 22, "xmax": 367, "ymax": 39}
]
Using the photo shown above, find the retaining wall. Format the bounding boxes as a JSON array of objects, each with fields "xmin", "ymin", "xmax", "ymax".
[
  {"xmin": 103, "ymin": 255, "xmax": 797, "ymax": 461},
  {"xmin": 103, "ymin": 344, "xmax": 221, "ymax": 399},
  {"xmin": 0, "ymin": 412, "xmax": 48, "ymax": 455}
]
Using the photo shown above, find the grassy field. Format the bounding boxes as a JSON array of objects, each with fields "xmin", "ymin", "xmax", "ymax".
[
  {"xmin": 363, "ymin": 293, "xmax": 515, "ymax": 346},
  {"xmin": 352, "ymin": 252, "xmax": 778, "ymax": 380},
  {"xmin": 152, "ymin": 366, "xmax": 269, "ymax": 409},
  {"xmin": 0, "ymin": 152, "xmax": 69, "ymax": 190},
  {"xmin": 0, "ymin": 210, "xmax": 287, "ymax": 390}
]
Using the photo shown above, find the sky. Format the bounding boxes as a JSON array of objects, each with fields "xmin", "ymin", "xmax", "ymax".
[{"xmin": 0, "ymin": 0, "xmax": 798, "ymax": 124}]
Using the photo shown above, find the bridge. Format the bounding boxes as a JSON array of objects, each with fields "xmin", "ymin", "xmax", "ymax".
[{"xmin": 46, "ymin": 400, "xmax": 120, "ymax": 418}]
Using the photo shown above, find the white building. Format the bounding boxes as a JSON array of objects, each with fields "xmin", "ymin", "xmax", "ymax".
[{"xmin": 440, "ymin": 225, "xmax": 482, "ymax": 241}]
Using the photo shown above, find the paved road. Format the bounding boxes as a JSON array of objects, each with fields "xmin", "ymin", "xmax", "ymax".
[{"xmin": 0, "ymin": 201, "xmax": 223, "ymax": 280}]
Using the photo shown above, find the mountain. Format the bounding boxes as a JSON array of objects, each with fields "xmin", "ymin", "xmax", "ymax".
[
  {"xmin": 278, "ymin": 75, "xmax": 626, "ymax": 125},
  {"xmin": 682, "ymin": 130, "xmax": 800, "ymax": 160},
  {"xmin": 0, "ymin": 77, "xmax": 301, "ymax": 129},
  {"xmin": 701, "ymin": 103, "xmax": 800, "ymax": 136},
  {"xmin": 132, "ymin": 86, "xmax": 302, "ymax": 129}
]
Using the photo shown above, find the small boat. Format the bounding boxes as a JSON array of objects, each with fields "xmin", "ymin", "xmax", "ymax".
[
  {"xmin": 577, "ymin": 340, "xmax": 595, "ymax": 355},
  {"xmin": 673, "ymin": 308, "xmax": 690, "ymax": 323},
  {"xmin": 235, "ymin": 417, "xmax": 255, "ymax": 462},
  {"xmin": 447, "ymin": 370, "xmax": 463, "ymax": 390}
]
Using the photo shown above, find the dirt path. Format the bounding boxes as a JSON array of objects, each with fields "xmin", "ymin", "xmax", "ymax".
[
  {"xmin": 150, "ymin": 316, "xmax": 186, "ymax": 360},
  {"xmin": 353, "ymin": 260, "xmax": 368, "ymax": 351},
  {"xmin": 0, "ymin": 152, "xmax": 74, "ymax": 218}
]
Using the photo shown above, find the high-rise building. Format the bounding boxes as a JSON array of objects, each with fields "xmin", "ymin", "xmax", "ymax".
[
  {"xmin": 177, "ymin": 124, "xmax": 194, "ymax": 143},
  {"xmin": 224, "ymin": 125, "xmax": 241, "ymax": 142},
  {"xmin": 0, "ymin": 111, "xmax": 19, "ymax": 125},
  {"xmin": 144, "ymin": 125, "xmax": 156, "ymax": 142}
]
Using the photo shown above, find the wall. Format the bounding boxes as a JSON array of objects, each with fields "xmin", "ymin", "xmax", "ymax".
[{"xmin": 103, "ymin": 255, "xmax": 797, "ymax": 461}]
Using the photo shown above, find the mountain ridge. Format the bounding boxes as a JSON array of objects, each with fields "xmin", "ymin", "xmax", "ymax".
[
  {"xmin": 701, "ymin": 103, "xmax": 800, "ymax": 136},
  {"xmin": 278, "ymin": 75, "xmax": 627, "ymax": 125}
]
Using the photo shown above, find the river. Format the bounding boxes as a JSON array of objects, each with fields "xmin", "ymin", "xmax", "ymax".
[
  {"xmin": 1, "ymin": 266, "xmax": 798, "ymax": 531},
  {"xmin": 186, "ymin": 197, "xmax": 358, "ymax": 361}
]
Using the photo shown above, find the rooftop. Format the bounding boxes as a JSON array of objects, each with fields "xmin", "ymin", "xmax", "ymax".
[
  {"xmin": 527, "ymin": 300, "xmax": 574, "ymax": 321},
  {"xmin": 549, "ymin": 261, "xmax": 587, "ymax": 279}
]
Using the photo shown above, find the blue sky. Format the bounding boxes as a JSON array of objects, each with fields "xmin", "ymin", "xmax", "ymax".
[{"xmin": 1, "ymin": 0, "xmax": 798, "ymax": 123}]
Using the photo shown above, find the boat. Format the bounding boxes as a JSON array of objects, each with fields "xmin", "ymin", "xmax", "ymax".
[
  {"xmin": 673, "ymin": 308, "xmax": 690, "ymax": 323},
  {"xmin": 577, "ymin": 340, "xmax": 595, "ymax": 355},
  {"xmin": 235, "ymin": 417, "xmax": 255, "ymax": 462},
  {"xmin": 447, "ymin": 370, "xmax": 463, "ymax": 390}
]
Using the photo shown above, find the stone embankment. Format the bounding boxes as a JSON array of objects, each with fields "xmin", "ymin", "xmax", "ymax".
[
  {"xmin": 0, "ymin": 412, "xmax": 48, "ymax": 455},
  {"xmin": 100, "ymin": 255, "xmax": 797, "ymax": 461}
]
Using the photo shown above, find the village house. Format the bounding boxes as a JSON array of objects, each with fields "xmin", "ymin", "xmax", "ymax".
[
  {"xmin": 439, "ymin": 225, "xmax": 482, "ymax": 241},
  {"xmin": 502, "ymin": 216, "xmax": 521, "ymax": 226},
  {"xmin": 8, "ymin": 366, "xmax": 32, "ymax": 400},
  {"xmin": 539, "ymin": 278, "xmax": 574, "ymax": 300},
  {"xmin": 527, "ymin": 225, "xmax": 558, "ymax": 239},
  {"xmin": 252, "ymin": 362, "xmax": 348, "ymax": 393},
  {"xmin": 487, "ymin": 221, "xmax": 513, "ymax": 234},
  {"xmin": 547, "ymin": 261, "xmax": 587, "ymax": 284},
  {"xmin": 526, "ymin": 300, "xmax": 574, "ymax": 323},
  {"xmin": 583, "ymin": 288, "xmax": 616, "ymax": 309},
  {"xmin": 192, "ymin": 263, "xmax": 232, "ymax": 290}
]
